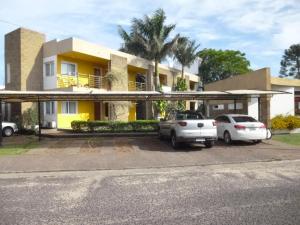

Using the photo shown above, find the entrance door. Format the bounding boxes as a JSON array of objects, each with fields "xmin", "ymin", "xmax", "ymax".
[
  {"xmin": 94, "ymin": 102, "xmax": 101, "ymax": 120},
  {"xmin": 94, "ymin": 68, "xmax": 101, "ymax": 88}
]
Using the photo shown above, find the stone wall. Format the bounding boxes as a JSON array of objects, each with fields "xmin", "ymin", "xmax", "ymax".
[
  {"xmin": 109, "ymin": 54, "xmax": 129, "ymax": 121},
  {"xmin": 5, "ymin": 28, "xmax": 45, "ymax": 121}
]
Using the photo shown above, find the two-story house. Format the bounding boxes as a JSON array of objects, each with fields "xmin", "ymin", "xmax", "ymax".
[{"xmin": 4, "ymin": 28, "xmax": 200, "ymax": 129}]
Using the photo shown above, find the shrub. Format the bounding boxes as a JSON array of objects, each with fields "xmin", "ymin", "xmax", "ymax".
[
  {"xmin": 271, "ymin": 115, "xmax": 300, "ymax": 130},
  {"xmin": 71, "ymin": 120, "xmax": 159, "ymax": 133}
]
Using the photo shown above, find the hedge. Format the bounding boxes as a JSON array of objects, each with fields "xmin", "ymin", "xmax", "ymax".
[
  {"xmin": 71, "ymin": 120, "xmax": 159, "ymax": 133},
  {"xmin": 271, "ymin": 115, "xmax": 300, "ymax": 130}
]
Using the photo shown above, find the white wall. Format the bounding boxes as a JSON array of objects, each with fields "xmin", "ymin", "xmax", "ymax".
[
  {"xmin": 270, "ymin": 85, "xmax": 295, "ymax": 118},
  {"xmin": 43, "ymin": 55, "xmax": 57, "ymax": 90},
  {"xmin": 248, "ymin": 97, "xmax": 259, "ymax": 120}
]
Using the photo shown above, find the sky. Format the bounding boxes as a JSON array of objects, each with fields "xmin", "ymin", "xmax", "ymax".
[{"xmin": 0, "ymin": 0, "xmax": 300, "ymax": 87}]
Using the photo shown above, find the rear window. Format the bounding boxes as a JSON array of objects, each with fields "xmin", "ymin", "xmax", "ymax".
[
  {"xmin": 233, "ymin": 116, "xmax": 257, "ymax": 123},
  {"xmin": 176, "ymin": 112, "xmax": 204, "ymax": 120}
]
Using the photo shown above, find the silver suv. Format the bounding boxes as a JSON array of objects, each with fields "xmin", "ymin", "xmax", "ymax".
[
  {"xmin": 2, "ymin": 122, "xmax": 18, "ymax": 137},
  {"xmin": 159, "ymin": 111, "xmax": 217, "ymax": 148}
]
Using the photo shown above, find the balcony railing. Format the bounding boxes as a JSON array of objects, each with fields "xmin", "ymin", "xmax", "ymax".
[
  {"xmin": 57, "ymin": 73, "xmax": 147, "ymax": 91},
  {"xmin": 57, "ymin": 73, "xmax": 107, "ymax": 89},
  {"xmin": 128, "ymin": 81, "xmax": 146, "ymax": 91}
]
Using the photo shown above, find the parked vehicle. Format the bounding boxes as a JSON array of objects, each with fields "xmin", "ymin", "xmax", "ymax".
[
  {"xmin": 215, "ymin": 114, "xmax": 268, "ymax": 144},
  {"xmin": 159, "ymin": 111, "xmax": 217, "ymax": 149},
  {"xmin": 2, "ymin": 122, "xmax": 18, "ymax": 137}
]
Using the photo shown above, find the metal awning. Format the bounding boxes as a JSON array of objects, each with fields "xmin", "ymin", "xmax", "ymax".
[{"xmin": 0, "ymin": 89, "xmax": 289, "ymax": 102}]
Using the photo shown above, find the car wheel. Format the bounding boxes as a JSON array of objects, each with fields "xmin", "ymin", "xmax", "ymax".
[
  {"xmin": 171, "ymin": 132, "xmax": 179, "ymax": 149},
  {"xmin": 224, "ymin": 131, "xmax": 232, "ymax": 145},
  {"xmin": 204, "ymin": 141, "xmax": 214, "ymax": 148},
  {"xmin": 3, "ymin": 127, "xmax": 14, "ymax": 137}
]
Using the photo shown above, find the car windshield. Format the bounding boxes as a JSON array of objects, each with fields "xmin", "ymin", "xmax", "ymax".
[
  {"xmin": 176, "ymin": 112, "xmax": 204, "ymax": 120},
  {"xmin": 233, "ymin": 116, "xmax": 257, "ymax": 123}
]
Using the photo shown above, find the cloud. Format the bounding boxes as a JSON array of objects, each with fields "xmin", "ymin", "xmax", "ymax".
[{"xmin": 0, "ymin": 0, "xmax": 300, "ymax": 84}]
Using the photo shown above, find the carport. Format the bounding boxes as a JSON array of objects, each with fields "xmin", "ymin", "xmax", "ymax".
[{"xmin": 0, "ymin": 89, "xmax": 287, "ymax": 146}]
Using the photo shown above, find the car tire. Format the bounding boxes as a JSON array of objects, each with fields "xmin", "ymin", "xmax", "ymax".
[
  {"xmin": 171, "ymin": 132, "xmax": 179, "ymax": 149},
  {"xmin": 204, "ymin": 141, "xmax": 214, "ymax": 148},
  {"xmin": 224, "ymin": 131, "xmax": 232, "ymax": 145},
  {"xmin": 3, "ymin": 127, "xmax": 14, "ymax": 137}
]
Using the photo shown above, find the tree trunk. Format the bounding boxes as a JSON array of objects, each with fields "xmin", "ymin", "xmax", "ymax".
[
  {"xmin": 181, "ymin": 65, "xmax": 184, "ymax": 79},
  {"xmin": 154, "ymin": 60, "xmax": 160, "ymax": 91}
]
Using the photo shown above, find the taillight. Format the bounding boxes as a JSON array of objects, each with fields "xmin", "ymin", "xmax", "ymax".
[
  {"xmin": 178, "ymin": 121, "xmax": 187, "ymax": 126},
  {"xmin": 213, "ymin": 121, "xmax": 216, "ymax": 126},
  {"xmin": 260, "ymin": 124, "xmax": 266, "ymax": 128},
  {"xmin": 234, "ymin": 124, "xmax": 246, "ymax": 129}
]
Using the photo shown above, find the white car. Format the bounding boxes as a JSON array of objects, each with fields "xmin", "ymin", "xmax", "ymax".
[
  {"xmin": 215, "ymin": 114, "xmax": 269, "ymax": 144},
  {"xmin": 159, "ymin": 111, "xmax": 217, "ymax": 148},
  {"xmin": 2, "ymin": 122, "xmax": 18, "ymax": 137}
]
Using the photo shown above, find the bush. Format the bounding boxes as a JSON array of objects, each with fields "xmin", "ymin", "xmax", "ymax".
[
  {"xmin": 271, "ymin": 115, "xmax": 300, "ymax": 130},
  {"xmin": 71, "ymin": 120, "xmax": 159, "ymax": 133}
]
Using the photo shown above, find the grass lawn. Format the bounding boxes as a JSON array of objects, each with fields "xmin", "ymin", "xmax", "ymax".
[
  {"xmin": 0, "ymin": 140, "xmax": 39, "ymax": 156},
  {"xmin": 273, "ymin": 134, "xmax": 300, "ymax": 146}
]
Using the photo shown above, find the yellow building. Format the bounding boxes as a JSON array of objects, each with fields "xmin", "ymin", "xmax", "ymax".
[{"xmin": 5, "ymin": 28, "xmax": 200, "ymax": 129}]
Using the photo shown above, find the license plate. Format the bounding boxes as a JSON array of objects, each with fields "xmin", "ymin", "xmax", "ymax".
[
  {"xmin": 249, "ymin": 127, "xmax": 256, "ymax": 131},
  {"xmin": 196, "ymin": 138, "xmax": 205, "ymax": 142}
]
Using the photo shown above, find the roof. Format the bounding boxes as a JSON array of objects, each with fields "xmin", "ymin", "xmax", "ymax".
[
  {"xmin": 271, "ymin": 77, "xmax": 300, "ymax": 87},
  {"xmin": 0, "ymin": 90, "xmax": 289, "ymax": 103}
]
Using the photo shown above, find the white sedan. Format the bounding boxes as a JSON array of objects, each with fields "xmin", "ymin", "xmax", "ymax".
[{"xmin": 215, "ymin": 114, "xmax": 269, "ymax": 144}]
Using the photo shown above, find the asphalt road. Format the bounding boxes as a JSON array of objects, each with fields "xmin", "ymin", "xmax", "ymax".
[{"xmin": 1, "ymin": 160, "xmax": 300, "ymax": 225}]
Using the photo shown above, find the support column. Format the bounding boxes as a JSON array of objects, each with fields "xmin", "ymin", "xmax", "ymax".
[
  {"xmin": 234, "ymin": 99, "xmax": 237, "ymax": 113},
  {"xmin": 37, "ymin": 99, "xmax": 41, "ymax": 141}
]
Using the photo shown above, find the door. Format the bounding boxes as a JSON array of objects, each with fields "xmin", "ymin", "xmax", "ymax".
[
  {"xmin": 94, "ymin": 68, "xmax": 101, "ymax": 88},
  {"xmin": 94, "ymin": 102, "xmax": 101, "ymax": 120}
]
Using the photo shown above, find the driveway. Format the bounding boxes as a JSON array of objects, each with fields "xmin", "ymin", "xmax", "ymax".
[{"xmin": 0, "ymin": 136, "xmax": 300, "ymax": 173}]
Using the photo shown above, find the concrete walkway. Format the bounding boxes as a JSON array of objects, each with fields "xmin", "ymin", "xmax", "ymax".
[{"xmin": 0, "ymin": 136, "xmax": 300, "ymax": 173}]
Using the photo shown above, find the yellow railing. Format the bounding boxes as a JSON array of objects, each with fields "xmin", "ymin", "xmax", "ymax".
[
  {"xmin": 57, "ymin": 73, "xmax": 107, "ymax": 89},
  {"xmin": 128, "ymin": 81, "xmax": 146, "ymax": 91}
]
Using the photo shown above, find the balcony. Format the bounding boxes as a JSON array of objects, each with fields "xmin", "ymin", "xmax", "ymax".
[
  {"xmin": 128, "ymin": 81, "xmax": 146, "ymax": 91},
  {"xmin": 57, "ymin": 73, "xmax": 107, "ymax": 89}
]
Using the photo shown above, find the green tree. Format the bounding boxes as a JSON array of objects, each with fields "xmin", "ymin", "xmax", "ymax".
[
  {"xmin": 174, "ymin": 37, "xmax": 200, "ymax": 78},
  {"xmin": 280, "ymin": 44, "xmax": 300, "ymax": 79},
  {"xmin": 118, "ymin": 8, "xmax": 179, "ymax": 90},
  {"xmin": 198, "ymin": 49, "xmax": 251, "ymax": 84}
]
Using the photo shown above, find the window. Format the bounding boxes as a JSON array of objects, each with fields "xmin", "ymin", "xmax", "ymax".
[
  {"xmin": 176, "ymin": 112, "xmax": 204, "ymax": 120},
  {"xmin": 6, "ymin": 63, "xmax": 10, "ymax": 84},
  {"xmin": 62, "ymin": 101, "xmax": 77, "ymax": 114},
  {"xmin": 45, "ymin": 101, "xmax": 55, "ymax": 115},
  {"xmin": 232, "ymin": 116, "xmax": 257, "ymax": 123},
  {"xmin": 45, "ymin": 61, "xmax": 55, "ymax": 76},
  {"xmin": 212, "ymin": 104, "xmax": 224, "ymax": 110},
  {"xmin": 61, "ymin": 62, "xmax": 76, "ymax": 76},
  {"xmin": 228, "ymin": 103, "xmax": 243, "ymax": 110},
  {"xmin": 215, "ymin": 116, "xmax": 231, "ymax": 123}
]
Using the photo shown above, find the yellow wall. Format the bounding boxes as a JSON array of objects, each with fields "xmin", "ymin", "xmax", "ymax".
[
  {"xmin": 57, "ymin": 55, "xmax": 105, "ymax": 88},
  {"xmin": 128, "ymin": 72, "xmax": 137, "ymax": 120},
  {"xmin": 57, "ymin": 101, "xmax": 94, "ymax": 129}
]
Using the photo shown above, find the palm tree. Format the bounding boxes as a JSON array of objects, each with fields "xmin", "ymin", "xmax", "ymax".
[
  {"xmin": 118, "ymin": 9, "xmax": 179, "ymax": 91},
  {"xmin": 174, "ymin": 37, "xmax": 200, "ymax": 79}
]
